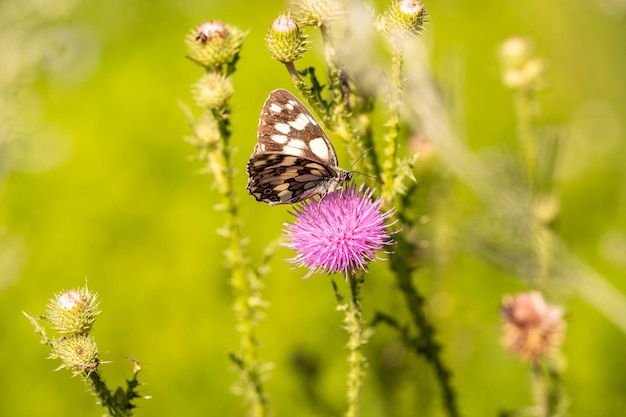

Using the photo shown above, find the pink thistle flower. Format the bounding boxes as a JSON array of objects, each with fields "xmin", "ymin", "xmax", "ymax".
[
  {"xmin": 501, "ymin": 291, "xmax": 566, "ymax": 362},
  {"xmin": 283, "ymin": 184, "xmax": 396, "ymax": 278}
]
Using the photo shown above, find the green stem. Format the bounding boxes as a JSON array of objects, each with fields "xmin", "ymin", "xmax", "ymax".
[
  {"xmin": 285, "ymin": 62, "xmax": 331, "ymax": 125},
  {"xmin": 382, "ymin": 46, "xmax": 404, "ymax": 201},
  {"xmin": 319, "ymin": 24, "xmax": 375, "ymax": 177},
  {"xmin": 87, "ymin": 371, "xmax": 129, "ymax": 417},
  {"xmin": 344, "ymin": 273, "xmax": 366, "ymax": 417}
]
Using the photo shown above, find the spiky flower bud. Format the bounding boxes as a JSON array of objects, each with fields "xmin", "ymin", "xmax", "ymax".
[
  {"xmin": 498, "ymin": 37, "xmax": 545, "ymax": 90},
  {"xmin": 52, "ymin": 335, "xmax": 99, "ymax": 376},
  {"xmin": 376, "ymin": 0, "xmax": 428, "ymax": 42},
  {"xmin": 501, "ymin": 291, "xmax": 566, "ymax": 362},
  {"xmin": 46, "ymin": 287, "xmax": 99, "ymax": 336},
  {"xmin": 290, "ymin": 0, "xmax": 345, "ymax": 27},
  {"xmin": 266, "ymin": 13, "xmax": 309, "ymax": 63},
  {"xmin": 191, "ymin": 72, "xmax": 234, "ymax": 110},
  {"xmin": 185, "ymin": 21, "xmax": 248, "ymax": 70}
]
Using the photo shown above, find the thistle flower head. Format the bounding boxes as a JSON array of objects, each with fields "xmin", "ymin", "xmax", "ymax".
[
  {"xmin": 266, "ymin": 13, "xmax": 309, "ymax": 63},
  {"xmin": 283, "ymin": 184, "xmax": 396, "ymax": 278},
  {"xmin": 501, "ymin": 291, "xmax": 566, "ymax": 362},
  {"xmin": 46, "ymin": 287, "xmax": 100, "ymax": 336}
]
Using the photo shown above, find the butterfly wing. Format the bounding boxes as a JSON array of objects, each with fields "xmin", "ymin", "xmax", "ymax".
[{"xmin": 246, "ymin": 89, "xmax": 351, "ymax": 205}]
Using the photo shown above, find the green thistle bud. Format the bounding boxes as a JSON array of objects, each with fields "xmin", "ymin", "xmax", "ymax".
[
  {"xmin": 46, "ymin": 287, "xmax": 99, "ymax": 336},
  {"xmin": 51, "ymin": 335, "xmax": 99, "ymax": 376},
  {"xmin": 185, "ymin": 21, "xmax": 248, "ymax": 71},
  {"xmin": 191, "ymin": 72, "xmax": 234, "ymax": 110},
  {"xmin": 377, "ymin": 0, "xmax": 428, "ymax": 42},
  {"xmin": 290, "ymin": 0, "xmax": 345, "ymax": 27},
  {"xmin": 266, "ymin": 13, "xmax": 309, "ymax": 63}
]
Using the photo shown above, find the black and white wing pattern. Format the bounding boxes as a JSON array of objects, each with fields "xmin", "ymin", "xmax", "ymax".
[{"xmin": 246, "ymin": 89, "xmax": 352, "ymax": 205}]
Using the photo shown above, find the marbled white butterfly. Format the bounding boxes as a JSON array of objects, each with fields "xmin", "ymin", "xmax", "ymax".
[{"xmin": 246, "ymin": 89, "xmax": 352, "ymax": 205}]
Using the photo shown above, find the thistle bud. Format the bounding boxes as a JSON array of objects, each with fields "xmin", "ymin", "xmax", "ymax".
[
  {"xmin": 501, "ymin": 291, "xmax": 566, "ymax": 362},
  {"xmin": 191, "ymin": 72, "xmax": 234, "ymax": 110},
  {"xmin": 186, "ymin": 21, "xmax": 248, "ymax": 70},
  {"xmin": 376, "ymin": 0, "xmax": 428, "ymax": 42},
  {"xmin": 46, "ymin": 287, "xmax": 99, "ymax": 336},
  {"xmin": 51, "ymin": 335, "xmax": 99, "ymax": 376},
  {"xmin": 266, "ymin": 13, "xmax": 309, "ymax": 63}
]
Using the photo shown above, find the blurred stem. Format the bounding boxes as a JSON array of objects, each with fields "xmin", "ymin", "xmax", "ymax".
[
  {"xmin": 390, "ymin": 232, "xmax": 460, "ymax": 417},
  {"xmin": 531, "ymin": 361, "xmax": 547, "ymax": 417},
  {"xmin": 341, "ymin": 273, "xmax": 366, "ymax": 417},
  {"xmin": 382, "ymin": 45, "xmax": 404, "ymax": 201},
  {"xmin": 513, "ymin": 88, "xmax": 537, "ymax": 189},
  {"xmin": 531, "ymin": 360, "xmax": 565, "ymax": 417}
]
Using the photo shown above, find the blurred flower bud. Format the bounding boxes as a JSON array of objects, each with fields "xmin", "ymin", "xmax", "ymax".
[
  {"xmin": 498, "ymin": 37, "xmax": 546, "ymax": 90},
  {"xmin": 46, "ymin": 287, "xmax": 99, "ymax": 336},
  {"xmin": 266, "ymin": 13, "xmax": 309, "ymax": 63},
  {"xmin": 376, "ymin": 0, "xmax": 428, "ymax": 43},
  {"xmin": 191, "ymin": 72, "xmax": 234, "ymax": 110},
  {"xmin": 501, "ymin": 291, "xmax": 566, "ymax": 362},
  {"xmin": 52, "ymin": 335, "xmax": 99, "ymax": 376},
  {"xmin": 290, "ymin": 0, "xmax": 345, "ymax": 27}
]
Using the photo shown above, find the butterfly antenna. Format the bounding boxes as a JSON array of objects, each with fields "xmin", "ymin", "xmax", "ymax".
[
  {"xmin": 352, "ymin": 170, "xmax": 384, "ymax": 185},
  {"xmin": 349, "ymin": 146, "xmax": 374, "ymax": 170},
  {"xmin": 348, "ymin": 147, "xmax": 384, "ymax": 185}
]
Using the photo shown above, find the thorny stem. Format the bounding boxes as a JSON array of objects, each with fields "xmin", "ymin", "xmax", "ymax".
[
  {"xmin": 382, "ymin": 45, "xmax": 404, "ymax": 201},
  {"xmin": 318, "ymin": 23, "xmax": 375, "ymax": 176},
  {"xmin": 390, "ymin": 232, "xmax": 460, "ymax": 417},
  {"xmin": 208, "ymin": 110, "xmax": 268, "ymax": 417},
  {"xmin": 342, "ymin": 273, "xmax": 366, "ymax": 417},
  {"xmin": 285, "ymin": 62, "xmax": 331, "ymax": 126}
]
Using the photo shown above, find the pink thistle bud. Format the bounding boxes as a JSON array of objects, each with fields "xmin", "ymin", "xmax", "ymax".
[{"xmin": 196, "ymin": 20, "xmax": 226, "ymax": 43}]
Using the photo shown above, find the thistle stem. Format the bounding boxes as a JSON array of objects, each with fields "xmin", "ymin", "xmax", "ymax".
[
  {"xmin": 344, "ymin": 273, "xmax": 366, "ymax": 417},
  {"xmin": 205, "ymin": 109, "xmax": 268, "ymax": 417},
  {"xmin": 391, "ymin": 233, "xmax": 460, "ymax": 417},
  {"xmin": 382, "ymin": 46, "xmax": 404, "ymax": 201}
]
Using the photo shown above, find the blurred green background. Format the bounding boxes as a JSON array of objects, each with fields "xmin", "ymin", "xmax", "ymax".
[{"xmin": 1, "ymin": 0, "xmax": 626, "ymax": 416}]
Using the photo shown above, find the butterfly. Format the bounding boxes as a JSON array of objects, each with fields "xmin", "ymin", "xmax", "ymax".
[{"xmin": 246, "ymin": 89, "xmax": 352, "ymax": 205}]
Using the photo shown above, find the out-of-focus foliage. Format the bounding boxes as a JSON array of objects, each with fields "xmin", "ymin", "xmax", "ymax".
[{"xmin": 1, "ymin": 0, "xmax": 626, "ymax": 416}]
